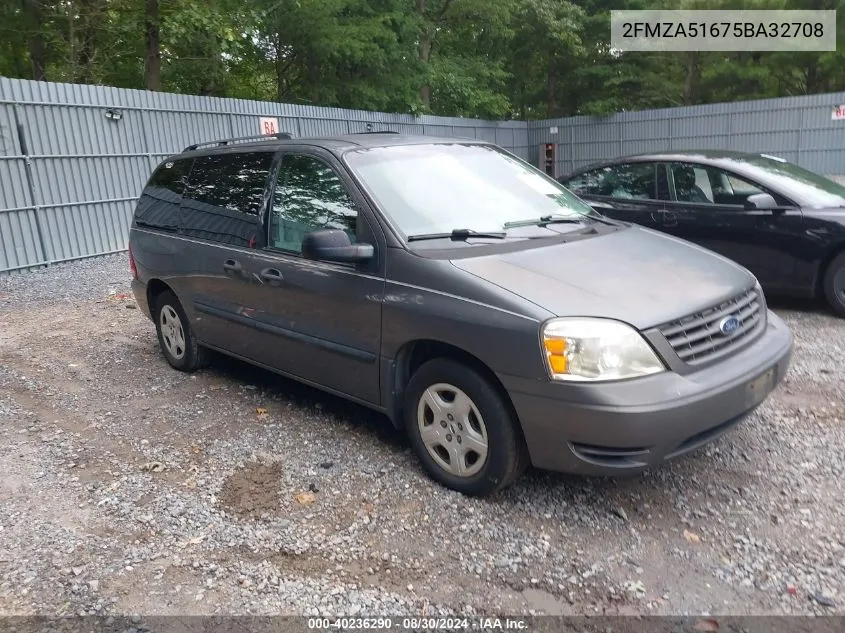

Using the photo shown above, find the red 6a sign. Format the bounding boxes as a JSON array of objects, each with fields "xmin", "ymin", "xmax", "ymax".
[
  {"xmin": 259, "ymin": 117, "xmax": 279, "ymax": 135},
  {"xmin": 832, "ymin": 105, "xmax": 845, "ymax": 121}
]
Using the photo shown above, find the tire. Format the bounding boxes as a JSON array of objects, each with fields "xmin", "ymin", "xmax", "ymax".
[
  {"xmin": 822, "ymin": 251, "xmax": 845, "ymax": 318},
  {"xmin": 152, "ymin": 289, "xmax": 210, "ymax": 371},
  {"xmin": 404, "ymin": 358, "xmax": 529, "ymax": 496}
]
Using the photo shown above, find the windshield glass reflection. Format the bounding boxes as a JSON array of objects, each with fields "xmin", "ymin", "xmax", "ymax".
[{"xmin": 344, "ymin": 143, "xmax": 597, "ymax": 238}]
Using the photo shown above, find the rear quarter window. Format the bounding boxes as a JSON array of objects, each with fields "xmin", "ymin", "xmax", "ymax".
[
  {"xmin": 179, "ymin": 151, "xmax": 275, "ymax": 247},
  {"xmin": 134, "ymin": 158, "xmax": 193, "ymax": 231}
]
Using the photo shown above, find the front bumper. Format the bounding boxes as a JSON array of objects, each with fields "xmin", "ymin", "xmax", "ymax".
[{"xmin": 502, "ymin": 310, "xmax": 793, "ymax": 475}]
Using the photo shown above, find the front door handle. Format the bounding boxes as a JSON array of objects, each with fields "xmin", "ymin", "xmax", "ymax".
[
  {"xmin": 260, "ymin": 267, "xmax": 284, "ymax": 284},
  {"xmin": 223, "ymin": 259, "xmax": 242, "ymax": 273},
  {"xmin": 650, "ymin": 209, "xmax": 678, "ymax": 227}
]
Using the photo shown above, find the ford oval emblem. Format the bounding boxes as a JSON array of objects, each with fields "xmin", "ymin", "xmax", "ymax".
[{"xmin": 719, "ymin": 315, "xmax": 741, "ymax": 336}]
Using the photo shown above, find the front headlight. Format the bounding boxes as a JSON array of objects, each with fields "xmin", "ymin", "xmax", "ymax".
[{"xmin": 541, "ymin": 317, "xmax": 666, "ymax": 382}]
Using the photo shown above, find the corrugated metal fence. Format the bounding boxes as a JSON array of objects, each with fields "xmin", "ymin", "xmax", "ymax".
[
  {"xmin": 0, "ymin": 77, "xmax": 528, "ymax": 274},
  {"xmin": 2, "ymin": 76, "xmax": 845, "ymax": 274},
  {"xmin": 532, "ymin": 91, "xmax": 845, "ymax": 180}
]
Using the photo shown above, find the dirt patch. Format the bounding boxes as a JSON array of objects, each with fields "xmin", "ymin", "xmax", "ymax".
[{"xmin": 217, "ymin": 461, "xmax": 284, "ymax": 519}]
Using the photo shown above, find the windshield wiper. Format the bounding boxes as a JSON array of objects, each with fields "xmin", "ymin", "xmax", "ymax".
[
  {"xmin": 407, "ymin": 228, "xmax": 507, "ymax": 242},
  {"xmin": 504, "ymin": 213, "xmax": 615, "ymax": 228},
  {"xmin": 583, "ymin": 213, "xmax": 617, "ymax": 226}
]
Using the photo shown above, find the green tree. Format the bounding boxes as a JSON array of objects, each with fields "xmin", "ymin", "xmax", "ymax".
[{"xmin": 2, "ymin": 0, "xmax": 845, "ymax": 120}]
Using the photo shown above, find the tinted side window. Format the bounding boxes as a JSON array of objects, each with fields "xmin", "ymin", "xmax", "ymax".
[
  {"xmin": 269, "ymin": 154, "xmax": 358, "ymax": 253},
  {"xmin": 134, "ymin": 158, "xmax": 193, "ymax": 230},
  {"xmin": 565, "ymin": 169, "xmax": 606, "ymax": 196},
  {"xmin": 566, "ymin": 164, "xmax": 656, "ymax": 200},
  {"xmin": 668, "ymin": 163, "xmax": 714, "ymax": 203},
  {"xmin": 180, "ymin": 151, "xmax": 274, "ymax": 246},
  {"xmin": 603, "ymin": 164, "xmax": 657, "ymax": 199},
  {"xmin": 667, "ymin": 162, "xmax": 789, "ymax": 207}
]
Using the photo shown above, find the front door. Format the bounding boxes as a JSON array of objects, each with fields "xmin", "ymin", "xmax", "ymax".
[
  {"xmin": 658, "ymin": 161, "xmax": 804, "ymax": 290},
  {"xmin": 237, "ymin": 148, "xmax": 386, "ymax": 405},
  {"xmin": 562, "ymin": 161, "xmax": 670, "ymax": 231}
]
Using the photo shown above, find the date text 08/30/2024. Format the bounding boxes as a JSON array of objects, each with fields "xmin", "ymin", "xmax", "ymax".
[{"xmin": 307, "ymin": 617, "xmax": 528, "ymax": 631}]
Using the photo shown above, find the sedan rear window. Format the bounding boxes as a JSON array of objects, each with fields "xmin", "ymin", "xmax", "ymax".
[{"xmin": 344, "ymin": 143, "xmax": 596, "ymax": 238}]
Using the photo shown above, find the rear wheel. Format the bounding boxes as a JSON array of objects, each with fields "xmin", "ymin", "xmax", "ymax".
[
  {"xmin": 822, "ymin": 251, "xmax": 845, "ymax": 318},
  {"xmin": 404, "ymin": 358, "xmax": 529, "ymax": 496},
  {"xmin": 152, "ymin": 290, "xmax": 210, "ymax": 371}
]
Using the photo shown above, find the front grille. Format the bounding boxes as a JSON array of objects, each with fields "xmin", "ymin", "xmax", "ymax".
[{"xmin": 658, "ymin": 286, "xmax": 765, "ymax": 366}]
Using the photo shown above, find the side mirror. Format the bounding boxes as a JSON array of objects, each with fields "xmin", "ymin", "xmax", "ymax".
[
  {"xmin": 301, "ymin": 229, "xmax": 374, "ymax": 263},
  {"xmin": 744, "ymin": 192, "xmax": 778, "ymax": 211}
]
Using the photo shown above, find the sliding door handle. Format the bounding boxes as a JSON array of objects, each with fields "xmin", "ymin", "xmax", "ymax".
[
  {"xmin": 223, "ymin": 259, "xmax": 242, "ymax": 273},
  {"xmin": 260, "ymin": 268, "xmax": 284, "ymax": 283}
]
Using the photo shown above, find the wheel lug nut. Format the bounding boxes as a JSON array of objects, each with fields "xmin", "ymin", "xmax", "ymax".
[
  {"xmin": 457, "ymin": 436, "xmax": 462, "ymax": 444},
  {"xmin": 440, "ymin": 420, "xmax": 447, "ymax": 428},
  {"xmin": 446, "ymin": 434, "xmax": 453, "ymax": 442},
  {"xmin": 447, "ymin": 414, "xmax": 454, "ymax": 421},
  {"xmin": 458, "ymin": 423, "xmax": 463, "ymax": 430}
]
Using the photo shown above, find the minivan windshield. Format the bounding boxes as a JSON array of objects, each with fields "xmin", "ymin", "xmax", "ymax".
[{"xmin": 344, "ymin": 143, "xmax": 598, "ymax": 239}]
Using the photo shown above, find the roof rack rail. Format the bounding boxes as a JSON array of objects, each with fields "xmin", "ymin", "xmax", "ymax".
[
  {"xmin": 183, "ymin": 131, "xmax": 293, "ymax": 153},
  {"xmin": 353, "ymin": 130, "xmax": 400, "ymax": 134}
]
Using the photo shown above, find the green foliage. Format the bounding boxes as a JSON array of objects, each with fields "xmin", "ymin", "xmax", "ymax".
[{"xmin": 1, "ymin": 0, "xmax": 845, "ymax": 119}]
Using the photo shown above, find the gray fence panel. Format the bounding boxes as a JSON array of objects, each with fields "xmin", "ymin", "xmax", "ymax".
[
  {"xmin": 424, "ymin": 125, "xmax": 455, "ymax": 137},
  {"xmin": 29, "ymin": 156, "xmax": 151, "ymax": 206},
  {"xmin": 20, "ymin": 104, "xmax": 149, "ymax": 156},
  {"xmin": 39, "ymin": 200, "xmax": 135, "ymax": 262},
  {"xmin": 0, "ymin": 158, "xmax": 31, "ymax": 210},
  {"xmin": 0, "ymin": 78, "xmax": 529, "ymax": 274},
  {"xmin": 474, "ymin": 127, "xmax": 497, "ymax": 143},
  {"xmin": 297, "ymin": 117, "xmax": 350, "ymax": 137},
  {"xmin": 533, "ymin": 90, "xmax": 845, "ymax": 178},
  {"xmin": 143, "ymin": 110, "xmax": 232, "ymax": 155},
  {"xmin": 495, "ymin": 128, "xmax": 515, "ymax": 148},
  {"xmin": 0, "ymin": 104, "xmax": 22, "ymax": 157},
  {"xmin": 513, "ymin": 125, "xmax": 529, "ymax": 145},
  {"xmin": 0, "ymin": 208, "xmax": 42, "ymax": 272},
  {"xmin": 4, "ymin": 76, "xmax": 845, "ymax": 274}
]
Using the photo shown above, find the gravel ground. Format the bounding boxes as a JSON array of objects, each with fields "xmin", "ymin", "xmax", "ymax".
[{"xmin": 0, "ymin": 253, "xmax": 843, "ymax": 617}]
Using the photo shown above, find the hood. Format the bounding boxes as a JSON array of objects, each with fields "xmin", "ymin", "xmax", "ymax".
[{"xmin": 450, "ymin": 226, "xmax": 757, "ymax": 330}]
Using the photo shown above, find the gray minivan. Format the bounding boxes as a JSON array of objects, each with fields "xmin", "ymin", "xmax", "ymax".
[{"xmin": 128, "ymin": 132, "xmax": 793, "ymax": 496}]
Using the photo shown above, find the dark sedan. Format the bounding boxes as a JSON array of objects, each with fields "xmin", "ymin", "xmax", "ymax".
[{"xmin": 558, "ymin": 151, "xmax": 845, "ymax": 316}]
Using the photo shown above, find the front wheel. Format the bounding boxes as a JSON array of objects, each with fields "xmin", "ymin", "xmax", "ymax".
[
  {"xmin": 404, "ymin": 358, "xmax": 529, "ymax": 496},
  {"xmin": 823, "ymin": 251, "xmax": 845, "ymax": 318},
  {"xmin": 152, "ymin": 290, "xmax": 210, "ymax": 371}
]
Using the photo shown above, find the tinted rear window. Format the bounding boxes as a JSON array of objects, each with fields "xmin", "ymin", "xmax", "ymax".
[
  {"xmin": 180, "ymin": 151, "xmax": 275, "ymax": 246},
  {"xmin": 134, "ymin": 158, "xmax": 193, "ymax": 230}
]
